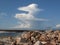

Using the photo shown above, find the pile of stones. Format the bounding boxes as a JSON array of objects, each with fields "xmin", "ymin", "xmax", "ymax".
[{"xmin": 3, "ymin": 30, "xmax": 60, "ymax": 45}]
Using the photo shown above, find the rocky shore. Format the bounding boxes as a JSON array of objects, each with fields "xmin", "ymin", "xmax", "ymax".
[{"xmin": 0, "ymin": 30, "xmax": 60, "ymax": 45}]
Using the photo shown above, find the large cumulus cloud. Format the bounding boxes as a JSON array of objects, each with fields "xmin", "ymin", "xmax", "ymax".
[{"xmin": 13, "ymin": 3, "xmax": 48, "ymax": 29}]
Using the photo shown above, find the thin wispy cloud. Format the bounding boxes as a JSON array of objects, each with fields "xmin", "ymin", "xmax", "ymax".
[
  {"xmin": 56, "ymin": 24, "xmax": 60, "ymax": 28},
  {"xmin": 0, "ymin": 12, "xmax": 7, "ymax": 16},
  {"xmin": 13, "ymin": 3, "xmax": 48, "ymax": 28},
  {"xmin": 0, "ymin": 12, "xmax": 7, "ymax": 18}
]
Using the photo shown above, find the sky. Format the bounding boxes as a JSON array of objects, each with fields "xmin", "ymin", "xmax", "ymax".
[{"xmin": 0, "ymin": 0, "xmax": 60, "ymax": 30}]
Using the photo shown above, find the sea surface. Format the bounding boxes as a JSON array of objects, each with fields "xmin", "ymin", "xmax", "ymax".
[{"xmin": 0, "ymin": 32, "xmax": 22, "ymax": 37}]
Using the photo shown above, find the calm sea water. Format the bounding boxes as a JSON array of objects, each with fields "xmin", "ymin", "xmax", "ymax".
[{"xmin": 0, "ymin": 32, "xmax": 22, "ymax": 37}]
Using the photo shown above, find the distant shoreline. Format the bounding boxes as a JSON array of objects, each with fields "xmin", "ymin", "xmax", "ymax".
[{"xmin": 0, "ymin": 29, "xmax": 60, "ymax": 32}]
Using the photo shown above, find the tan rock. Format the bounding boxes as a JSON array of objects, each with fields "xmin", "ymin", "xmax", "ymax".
[
  {"xmin": 50, "ymin": 40, "xmax": 57, "ymax": 45},
  {"xmin": 15, "ymin": 37, "xmax": 21, "ymax": 44},
  {"xmin": 34, "ymin": 41, "xmax": 42, "ymax": 45},
  {"xmin": 39, "ymin": 34, "xmax": 49, "ymax": 41}
]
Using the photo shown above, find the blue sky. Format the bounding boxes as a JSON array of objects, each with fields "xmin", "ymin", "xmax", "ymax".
[{"xmin": 0, "ymin": 0, "xmax": 60, "ymax": 30}]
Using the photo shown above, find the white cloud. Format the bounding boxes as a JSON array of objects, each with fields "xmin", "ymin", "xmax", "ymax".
[
  {"xmin": 13, "ymin": 23, "xmax": 31, "ymax": 28},
  {"xmin": 16, "ymin": 3, "xmax": 45, "ymax": 21},
  {"xmin": 18, "ymin": 4, "xmax": 39, "ymax": 13},
  {"xmin": 15, "ymin": 13, "xmax": 34, "ymax": 20},
  {"xmin": 15, "ymin": 13, "xmax": 47, "ymax": 21},
  {"xmin": 56, "ymin": 24, "xmax": 60, "ymax": 28},
  {"xmin": 13, "ymin": 3, "xmax": 48, "ymax": 28}
]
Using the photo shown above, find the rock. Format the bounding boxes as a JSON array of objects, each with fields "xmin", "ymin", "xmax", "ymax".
[
  {"xmin": 34, "ymin": 41, "xmax": 42, "ymax": 45},
  {"xmin": 50, "ymin": 40, "xmax": 57, "ymax": 45},
  {"xmin": 41, "ymin": 41, "xmax": 47, "ymax": 44},
  {"xmin": 58, "ymin": 33, "xmax": 60, "ymax": 43},
  {"xmin": 31, "ymin": 36, "xmax": 36, "ymax": 44},
  {"xmin": 39, "ymin": 34, "xmax": 49, "ymax": 41},
  {"xmin": 1, "ymin": 30, "xmax": 60, "ymax": 45},
  {"xmin": 15, "ymin": 37, "xmax": 21, "ymax": 44}
]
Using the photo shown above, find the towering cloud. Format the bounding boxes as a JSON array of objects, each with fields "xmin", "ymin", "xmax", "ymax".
[{"xmin": 14, "ymin": 4, "xmax": 47, "ymax": 29}]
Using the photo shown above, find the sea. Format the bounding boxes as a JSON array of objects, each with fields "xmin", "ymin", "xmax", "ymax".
[{"xmin": 0, "ymin": 32, "xmax": 22, "ymax": 37}]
